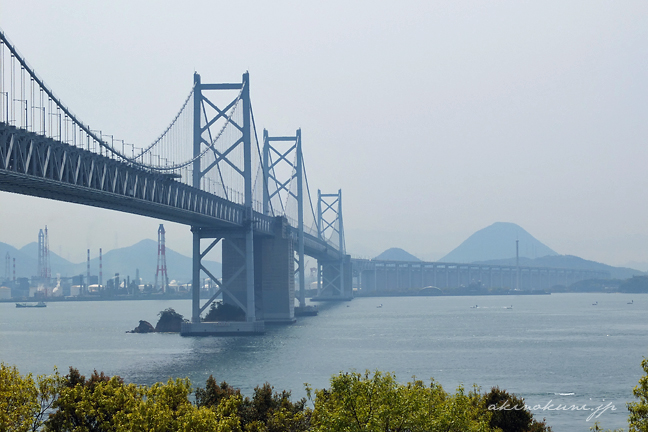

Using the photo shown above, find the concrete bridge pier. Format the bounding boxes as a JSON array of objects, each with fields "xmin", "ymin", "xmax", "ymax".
[
  {"xmin": 181, "ymin": 217, "xmax": 296, "ymax": 336},
  {"xmin": 257, "ymin": 217, "xmax": 296, "ymax": 324},
  {"xmin": 220, "ymin": 217, "xmax": 296, "ymax": 324}
]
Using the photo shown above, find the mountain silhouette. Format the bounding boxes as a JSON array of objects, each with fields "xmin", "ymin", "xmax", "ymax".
[
  {"xmin": 374, "ymin": 247, "xmax": 421, "ymax": 261},
  {"xmin": 10, "ymin": 239, "xmax": 220, "ymax": 284},
  {"xmin": 441, "ymin": 222, "xmax": 558, "ymax": 263}
]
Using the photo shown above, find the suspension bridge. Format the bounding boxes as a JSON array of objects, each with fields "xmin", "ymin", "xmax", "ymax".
[{"xmin": 0, "ymin": 29, "xmax": 351, "ymax": 335}]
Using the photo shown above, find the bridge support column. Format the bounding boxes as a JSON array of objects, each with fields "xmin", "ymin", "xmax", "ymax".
[
  {"xmin": 181, "ymin": 227, "xmax": 265, "ymax": 336},
  {"xmin": 191, "ymin": 230, "xmax": 201, "ymax": 323},
  {"xmin": 259, "ymin": 217, "xmax": 296, "ymax": 323}
]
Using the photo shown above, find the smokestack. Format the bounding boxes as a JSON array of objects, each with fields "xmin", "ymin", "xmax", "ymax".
[
  {"xmin": 4, "ymin": 252, "xmax": 9, "ymax": 281},
  {"xmin": 13, "ymin": 258, "xmax": 15, "ymax": 282},
  {"xmin": 99, "ymin": 248, "xmax": 103, "ymax": 288},
  {"xmin": 516, "ymin": 239, "xmax": 519, "ymax": 290},
  {"xmin": 44, "ymin": 226, "xmax": 50, "ymax": 281},
  {"xmin": 38, "ymin": 229, "xmax": 44, "ymax": 280},
  {"xmin": 86, "ymin": 249, "xmax": 90, "ymax": 292}
]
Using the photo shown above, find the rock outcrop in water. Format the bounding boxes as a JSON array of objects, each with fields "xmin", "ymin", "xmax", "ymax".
[
  {"xmin": 127, "ymin": 308, "xmax": 187, "ymax": 333},
  {"xmin": 127, "ymin": 320, "xmax": 155, "ymax": 333},
  {"xmin": 202, "ymin": 302, "xmax": 245, "ymax": 322},
  {"xmin": 154, "ymin": 308, "xmax": 186, "ymax": 332}
]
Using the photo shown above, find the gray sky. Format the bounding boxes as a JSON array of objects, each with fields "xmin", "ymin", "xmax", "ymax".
[{"xmin": 1, "ymin": 1, "xmax": 647, "ymax": 268}]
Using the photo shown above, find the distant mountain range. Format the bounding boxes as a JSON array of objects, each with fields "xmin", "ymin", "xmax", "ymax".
[
  {"xmin": 0, "ymin": 239, "xmax": 220, "ymax": 284},
  {"xmin": 371, "ymin": 222, "xmax": 645, "ymax": 280}
]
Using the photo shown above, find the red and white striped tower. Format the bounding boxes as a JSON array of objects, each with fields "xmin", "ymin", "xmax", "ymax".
[
  {"xmin": 99, "ymin": 248, "xmax": 103, "ymax": 289},
  {"xmin": 154, "ymin": 224, "xmax": 169, "ymax": 292}
]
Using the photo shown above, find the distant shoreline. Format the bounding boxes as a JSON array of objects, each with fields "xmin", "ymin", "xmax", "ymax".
[{"xmin": 353, "ymin": 290, "xmax": 551, "ymax": 298}]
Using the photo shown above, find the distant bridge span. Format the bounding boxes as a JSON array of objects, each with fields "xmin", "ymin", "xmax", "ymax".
[{"xmin": 353, "ymin": 258, "xmax": 610, "ymax": 292}]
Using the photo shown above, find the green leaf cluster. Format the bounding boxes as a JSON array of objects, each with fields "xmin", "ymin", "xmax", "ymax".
[
  {"xmin": 308, "ymin": 370, "xmax": 493, "ymax": 432},
  {"xmin": 628, "ymin": 357, "xmax": 648, "ymax": 431},
  {"xmin": 0, "ymin": 364, "xmax": 570, "ymax": 432},
  {"xmin": 0, "ymin": 363, "xmax": 63, "ymax": 432}
]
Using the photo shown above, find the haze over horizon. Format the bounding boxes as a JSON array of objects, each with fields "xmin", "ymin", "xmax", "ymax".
[{"xmin": 1, "ymin": 1, "xmax": 647, "ymax": 269}]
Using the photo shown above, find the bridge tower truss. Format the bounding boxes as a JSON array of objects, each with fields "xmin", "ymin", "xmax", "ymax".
[
  {"xmin": 190, "ymin": 72, "xmax": 258, "ymax": 326},
  {"xmin": 262, "ymin": 129, "xmax": 306, "ymax": 308},
  {"xmin": 316, "ymin": 189, "xmax": 350, "ymax": 299}
]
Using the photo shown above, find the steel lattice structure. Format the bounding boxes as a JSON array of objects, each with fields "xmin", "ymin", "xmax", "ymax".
[{"xmin": 0, "ymin": 27, "xmax": 350, "ymax": 325}]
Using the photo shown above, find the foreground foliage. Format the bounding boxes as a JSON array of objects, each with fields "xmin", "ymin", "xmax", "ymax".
[
  {"xmin": 628, "ymin": 357, "xmax": 648, "ymax": 431},
  {"xmin": 14, "ymin": 362, "xmax": 635, "ymax": 431}
]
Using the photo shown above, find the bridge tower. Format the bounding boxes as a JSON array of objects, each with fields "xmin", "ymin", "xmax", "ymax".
[
  {"xmin": 262, "ymin": 129, "xmax": 304, "ymax": 311},
  {"xmin": 155, "ymin": 224, "xmax": 169, "ymax": 292},
  {"xmin": 185, "ymin": 72, "xmax": 264, "ymax": 335},
  {"xmin": 314, "ymin": 189, "xmax": 352, "ymax": 300}
]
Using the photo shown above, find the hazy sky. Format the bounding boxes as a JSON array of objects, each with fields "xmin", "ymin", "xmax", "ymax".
[{"xmin": 1, "ymin": 1, "xmax": 647, "ymax": 268}]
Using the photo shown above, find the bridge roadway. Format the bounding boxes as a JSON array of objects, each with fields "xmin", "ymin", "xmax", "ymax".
[
  {"xmin": 0, "ymin": 25, "xmax": 350, "ymax": 335},
  {"xmin": 0, "ymin": 122, "xmax": 341, "ymax": 262},
  {"xmin": 353, "ymin": 258, "xmax": 610, "ymax": 292}
]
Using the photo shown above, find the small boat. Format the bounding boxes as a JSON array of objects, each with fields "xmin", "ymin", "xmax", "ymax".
[
  {"xmin": 470, "ymin": 305, "xmax": 478, "ymax": 309},
  {"xmin": 506, "ymin": 305, "xmax": 513, "ymax": 309},
  {"xmin": 592, "ymin": 301, "xmax": 598, "ymax": 306},
  {"xmin": 628, "ymin": 300, "xmax": 634, "ymax": 304},
  {"xmin": 377, "ymin": 304, "xmax": 383, "ymax": 308},
  {"xmin": 16, "ymin": 301, "xmax": 47, "ymax": 308}
]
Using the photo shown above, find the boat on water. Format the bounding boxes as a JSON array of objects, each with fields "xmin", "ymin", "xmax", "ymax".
[{"xmin": 16, "ymin": 301, "xmax": 47, "ymax": 308}]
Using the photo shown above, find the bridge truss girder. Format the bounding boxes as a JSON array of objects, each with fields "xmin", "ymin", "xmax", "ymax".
[{"xmin": 0, "ymin": 123, "xmax": 273, "ymax": 229}]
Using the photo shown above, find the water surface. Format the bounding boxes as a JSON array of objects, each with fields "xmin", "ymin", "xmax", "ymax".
[{"xmin": 1, "ymin": 293, "xmax": 645, "ymax": 431}]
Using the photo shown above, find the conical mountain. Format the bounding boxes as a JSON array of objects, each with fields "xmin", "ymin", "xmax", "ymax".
[
  {"xmin": 440, "ymin": 222, "xmax": 558, "ymax": 263},
  {"xmin": 374, "ymin": 247, "xmax": 421, "ymax": 261}
]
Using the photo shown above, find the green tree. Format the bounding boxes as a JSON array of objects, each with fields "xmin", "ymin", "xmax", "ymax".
[
  {"xmin": 308, "ymin": 370, "xmax": 492, "ymax": 432},
  {"xmin": 196, "ymin": 377, "xmax": 310, "ymax": 431},
  {"xmin": 45, "ymin": 368, "xmax": 241, "ymax": 432},
  {"xmin": 239, "ymin": 382, "xmax": 309, "ymax": 432},
  {"xmin": 196, "ymin": 376, "xmax": 242, "ymax": 409},
  {"xmin": 0, "ymin": 363, "xmax": 63, "ymax": 432},
  {"xmin": 481, "ymin": 386, "xmax": 552, "ymax": 432},
  {"xmin": 628, "ymin": 357, "xmax": 648, "ymax": 431}
]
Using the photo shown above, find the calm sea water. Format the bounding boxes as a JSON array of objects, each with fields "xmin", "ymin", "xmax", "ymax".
[{"xmin": 1, "ymin": 293, "xmax": 646, "ymax": 431}]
